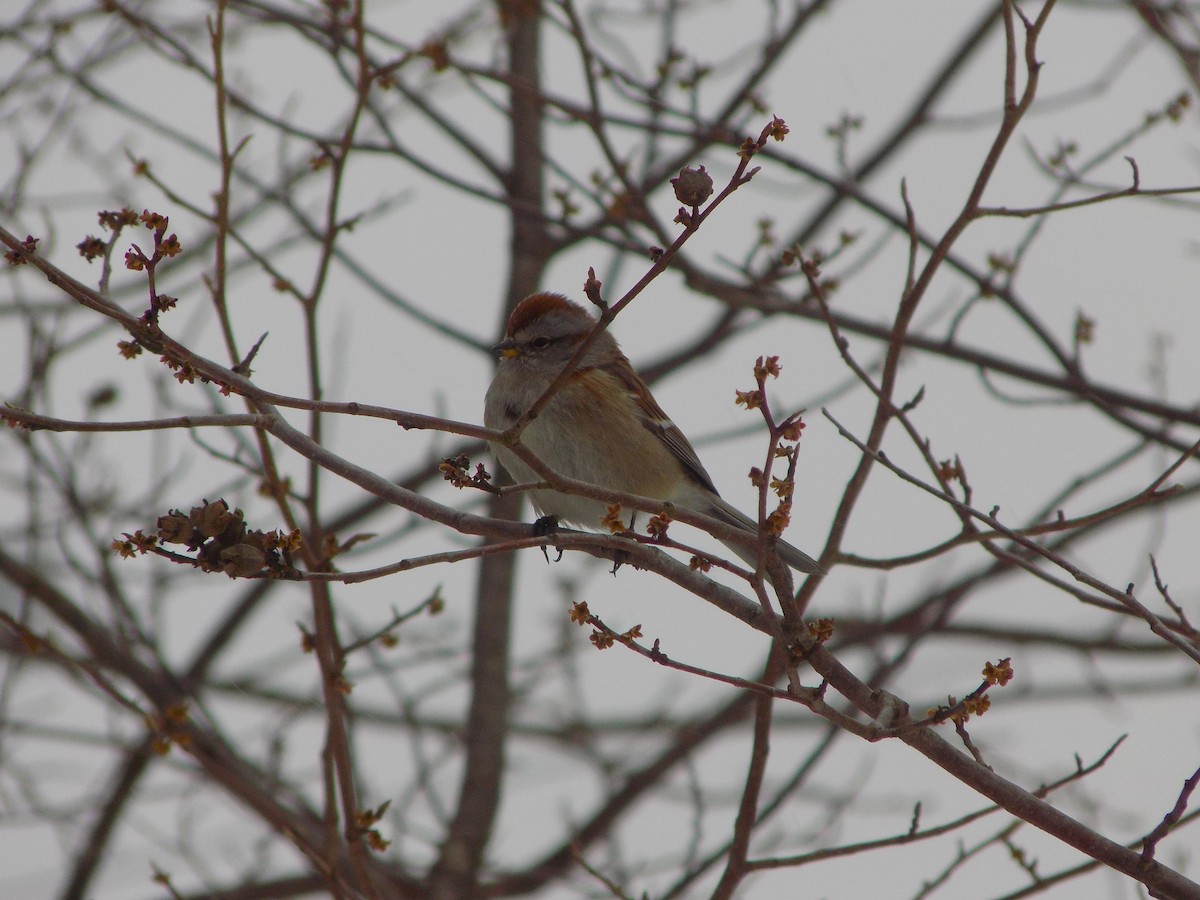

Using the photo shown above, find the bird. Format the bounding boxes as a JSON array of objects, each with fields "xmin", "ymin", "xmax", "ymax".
[{"xmin": 483, "ymin": 292, "xmax": 823, "ymax": 576}]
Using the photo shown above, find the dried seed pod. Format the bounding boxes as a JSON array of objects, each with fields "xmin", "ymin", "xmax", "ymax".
[{"xmin": 670, "ymin": 166, "xmax": 713, "ymax": 207}]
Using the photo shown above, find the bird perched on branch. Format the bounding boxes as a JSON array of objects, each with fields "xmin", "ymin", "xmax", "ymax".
[{"xmin": 484, "ymin": 292, "xmax": 823, "ymax": 576}]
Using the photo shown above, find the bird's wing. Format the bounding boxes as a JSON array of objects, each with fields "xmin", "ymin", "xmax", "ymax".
[{"xmin": 597, "ymin": 356, "xmax": 720, "ymax": 495}]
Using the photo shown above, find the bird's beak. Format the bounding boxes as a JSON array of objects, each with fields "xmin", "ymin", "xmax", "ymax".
[{"xmin": 492, "ymin": 338, "xmax": 520, "ymax": 359}]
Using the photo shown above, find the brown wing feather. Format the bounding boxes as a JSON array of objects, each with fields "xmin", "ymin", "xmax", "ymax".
[
  {"xmin": 597, "ymin": 357, "xmax": 719, "ymax": 495},
  {"xmin": 596, "ymin": 358, "xmax": 824, "ymax": 575}
]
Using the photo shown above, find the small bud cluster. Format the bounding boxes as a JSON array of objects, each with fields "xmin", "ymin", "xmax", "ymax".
[
  {"xmin": 70, "ymin": 207, "xmax": 189, "ymax": 363},
  {"xmin": 645, "ymin": 511, "xmax": 671, "ymax": 539},
  {"xmin": 569, "ymin": 601, "xmax": 642, "ymax": 652},
  {"xmin": 807, "ymin": 618, "xmax": 835, "ymax": 643},
  {"xmin": 601, "ymin": 503, "xmax": 627, "ymax": 534},
  {"xmin": 928, "ymin": 658, "xmax": 1015, "ymax": 725},
  {"xmin": 439, "ymin": 455, "xmax": 496, "ymax": 492},
  {"xmin": 3, "ymin": 234, "xmax": 39, "ymax": 266},
  {"xmin": 124, "ymin": 209, "xmax": 184, "ymax": 325},
  {"xmin": 145, "ymin": 702, "xmax": 192, "ymax": 756},
  {"xmin": 738, "ymin": 355, "xmax": 808, "ymax": 538},
  {"xmin": 353, "ymin": 801, "xmax": 393, "ymax": 853}
]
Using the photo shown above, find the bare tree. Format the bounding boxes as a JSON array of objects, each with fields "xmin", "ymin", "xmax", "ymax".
[{"xmin": 2, "ymin": 1, "xmax": 1199, "ymax": 898}]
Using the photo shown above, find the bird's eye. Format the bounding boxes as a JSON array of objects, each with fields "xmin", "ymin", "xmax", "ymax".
[{"xmin": 530, "ymin": 336, "xmax": 551, "ymax": 350}]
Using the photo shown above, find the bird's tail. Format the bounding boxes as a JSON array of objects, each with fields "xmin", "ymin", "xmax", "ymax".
[{"xmin": 708, "ymin": 496, "xmax": 824, "ymax": 575}]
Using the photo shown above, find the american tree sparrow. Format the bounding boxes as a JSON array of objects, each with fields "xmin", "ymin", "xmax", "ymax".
[{"xmin": 484, "ymin": 292, "xmax": 823, "ymax": 575}]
